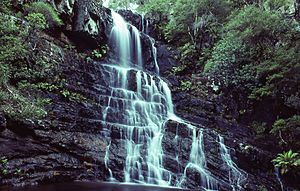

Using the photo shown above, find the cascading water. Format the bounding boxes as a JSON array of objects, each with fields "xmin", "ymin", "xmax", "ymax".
[
  {"xmin": 131, "ymin": 26, "xmax": 143, "ymax": 67},
  {"xmin": 218, "ymin": 136, "xmax": 247, "ymax": 191},
  {"xmin": 178, "ymin": 125, "xmax": 217, "ymax": 190},
  {"xmin": 142, "ymin": 15, "xmax": 149, "ymax": 34},
  {"xmin": 102, "ymin": 11, "xmax": 173, "ymax": 186},
  {"xmin": 110, "ymin": 12, "xmax": 131, "ymax": 66},
  {"xmin": 101, "ymin": 11, "xmax": 246, "ymax": 190}
]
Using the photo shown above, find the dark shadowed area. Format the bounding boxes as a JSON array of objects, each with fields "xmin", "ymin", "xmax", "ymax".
[{"xmin": 8, "ymin": 182, "xmax": 191, "ymax": 191}]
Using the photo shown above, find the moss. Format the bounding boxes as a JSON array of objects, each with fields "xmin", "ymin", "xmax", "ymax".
[
  {"xmin": 25, "ymin": 2, "xmax": 63, "ymax": 28},
  {"xmin": 1, "ymin": 90, "xmax": 47, "ymax": 120}
]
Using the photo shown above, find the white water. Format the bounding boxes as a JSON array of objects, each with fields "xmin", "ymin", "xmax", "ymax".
[
  {"xmin": 105, "ymin": 11, "xmax": 173, "ymax": 186},
  {"xmin": 102, "ymin": 11, "xmax": 246, "ymax": 190},
  {"xmin": 150, "ymin": 37, "xmax": 160, "ymax": 74},
  {"xmin": 173, "ymin": 120, "xmax": 217, "ymax": 190},
  {"xmin": 110, "ymin": 11, "xmax": 131, "ymax": 66},
  {"xmin": 142, "ymin": 15, "xmax": 149, "ymax": 34},
  {"xmin": 275, "ymin": 167, "xmax": 284, "ymax": 191},
  {"xmin": 131, "ymin": 26, "xmax": 143, "ymax": 68},
  {"xmin": 218, "ymin": 136, "xmax": 247, "ymax": 191}
]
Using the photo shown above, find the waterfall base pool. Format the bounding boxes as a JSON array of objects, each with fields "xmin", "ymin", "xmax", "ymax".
[{"xmin": 9, "ymin": 182, "xmax": 191, "ymax": 191}]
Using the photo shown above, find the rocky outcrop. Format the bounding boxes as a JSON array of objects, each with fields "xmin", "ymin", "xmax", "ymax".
[
  {"xmin": 52, "ymin": 0, "xmax": 113, "ymax": 50},
  {"xmin": 118, "ymin": 9, "xmax": 143, "ymax": 31}
]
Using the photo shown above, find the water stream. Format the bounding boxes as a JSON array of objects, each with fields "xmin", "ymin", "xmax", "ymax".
[{"xmin": 101, "ymin": 11, "xmax": 246, "ymax": 190}]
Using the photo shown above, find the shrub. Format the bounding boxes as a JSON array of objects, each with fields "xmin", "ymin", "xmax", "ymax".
[
  {"xmin": 25, "ymin": 12, "xmax": 47, "ymax": 30},
  {"xmin": 0, "ymin": 16, "xmax": 28, "ymax": 65},
  {"xmin": 270, "ymin": 119, "xmax": 287, "ymax": 134},
  {"xmin": 251, "ymin": 121, "xmax": 267, "ymax": 135},
  {"xmin": 272, "ymin": 150, "xmax": 300, "ymax": 174},
  {"xmin": 25, "ymin": 2, "xmax": 63, "ymax": 28},
  {"xmin": 1, "ymin": 90, "xmax": 47, "ymax": 120},
  {"xmin": 270, "ymin": 116, "xmax": 300, "ymax": 149},
  {"xmin": 179, "ymin": 80, "xmax": 193, "ymax": 91},
  {"xmin": 0, "ymin": 0, "xmax": 12, "ymax": 13}
]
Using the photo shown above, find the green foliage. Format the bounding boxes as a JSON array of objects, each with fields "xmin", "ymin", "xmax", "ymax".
[
  {"xmin": 0, "ymin": 16, "xmax": 28, "ymax": 66},
  {"xmin": 25, "ymin": 2, "xmax": 63, "ymax": 28},
  {"xmin": 249, "ymin": 86, "xmax": 273, "ymax": 100},
  {"xmin": 251, "ymin": 121, "xmax": 267, "ymax": 135},
  {"xmin": 271, "ymin": 119, "xmax": 287, "ymax": 134},
  {"xmin": 272, "ymin": 150, "xmax": 300, "ymax": 174},
  {"xmin": 172, "ymin": 65, "xmax": 186, "ymax": 74},
  {"xmin": 92, "ymin": 49, "xmax": 103, "ymax": 59},
  {"xmin": 60, "ymin": 89, "xmax": 86, "ymax": 102},
  {"xmin": 37, "ymin": 82, "xmax": 60, "ymax": 92},
  {"xmin": 0, "ymin": 156, "xmax": 9, "ymax": 176},
  {"xmin": 0, "ymin": 0, "xmax": 12, "ymax": 13},
  {"xmin": 0, "ymin": 7, "xmax": 57, "ymax": 121},
  {"xmin": 108, "ymin": 0, "xmax": 139, "ymax": 9},
  {"xmin": 258, "ymin": 185, "xmax": 268, "ymax": 191},
  {"xmin": 139, "ymin": 0, "xmax": 172, "ymax": 14},
  {"xmin": 270, "ymin": 116, "xmax": 300, "ymax": 149},
  {"xmin": 178, "ymin": 43, "xmax": 197, "ymax": 61},
  {"xmin": 61, "ymin": 89, "xmax": 71, "ymax": 98},
  {"xmin": 205, "ymin": 5, "xmax": 298, "ymax": 97},
  {"xmin": 179, "ymin": 80, "xmax": 192, "ymax": 91},
  {"xmin": 263, "ymin": 0, "xmax": 294, "ymax": 12},
  {"xmin": 1, "ymin": 90, "xmax": 47, "ymax": 120},
  {"xmin": 224, "ymin": 5, "xmax": 292, "ymax": 45},
  {"xmin": 25, "ymin": 13, "xmax": 47, "ymax": 30},
  {"xmin": 91, "ymin": 45, "xmax": 108, "ymax": 60},
  {"xmin": 0, "ymin": 157, "xmax": 8, "ymax": 165}
]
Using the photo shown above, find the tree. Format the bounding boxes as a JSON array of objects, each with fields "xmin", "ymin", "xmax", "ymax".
[{"xmin": 205, "ymin": 5, "xmax": 297, "ymax": 92}]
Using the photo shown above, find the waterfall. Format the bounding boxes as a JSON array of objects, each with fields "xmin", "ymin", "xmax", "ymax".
[
  {"xmin": 131, "ymin": 26, "xmax": 143, "ymax": 67},
  {"xmin": 179, "ymin": 126, "xmax": 217, "ymax": 190},
  {"xmin": 103, "ymin": 11, "xmax": 173, "ymax": 186},
  {"xmin": 275, "ymin": 167, "xmax": 284, "ymax": 191},
  {"xmin": 110, "ymin": 11, "xmax": 131, "ymax": 66},
  {"xmin": 150, "ymin": 37, "xmax": 160, "ymax": 74},
  {"xmin": 142, "ymin": 15, "xmax": 149, "ymax": 34},
  {"xmin": 101, "ymin": 11, "xmax": 247, "ymax": 190},
  {"xmin": 218, "ymin": 136, "xmax": 247, "ymax": 191}
]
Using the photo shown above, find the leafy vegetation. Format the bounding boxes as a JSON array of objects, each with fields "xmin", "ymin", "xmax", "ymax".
[
  {"xmin": 270, "ymin": 116, "xmax": 300, "ymax": 149},
  {"xmin": 0, "ymin": 156, "xmax": 9, "ymax": 176},
  {"xmin": 25, "ymin": 13, "xmax": 47, "ymax": 30},
  {"xmin": 91, "ymin": 45, "xmax": 108, "ymax": 60},
  {"xmin": 251, "ymin": 121, "xmax": 267, "ymax": 136},
  {"xmin": 25, "ymin": 2, "xmax": 63, "ymax": 28},
  {"xmin": 0, "ymin": 1, "xmax": 63, "ymax": 121},
  {"xmin": 179, "ymin": 80, "xmax": 192, "ymax": 91},
  {"xmin": 272, "ymin": 150, "xmax": 300, "ymax": 174}
]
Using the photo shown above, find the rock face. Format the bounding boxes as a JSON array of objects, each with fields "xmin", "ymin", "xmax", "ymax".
[
  {"xmin": 0, "ymin": 1, "xmax": 287, "ymax": 191},
  {"xmin": 58, "ymin": 0, "xmax": 113, "ymax": 50}
]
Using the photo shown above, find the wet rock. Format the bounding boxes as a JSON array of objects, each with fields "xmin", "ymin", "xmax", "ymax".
[
  {"xmin": 118, "ymin": 10, "xmax": 142, "ymax": 31},
  {"xmin": 0, "ymin": 112, "xmax": 6, "ymax": 131},
  {"xmin": 156, "ymin": 42, "xmax": 180, "ymax": 75},
  {"xmin": 69, "ymin": 0, "xmax": 112, "ymax": 50}
]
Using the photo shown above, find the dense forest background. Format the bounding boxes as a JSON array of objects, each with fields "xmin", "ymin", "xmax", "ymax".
[{"xmin": 0, "ymin": 0, "xmax": 300, "ymax": 189}]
